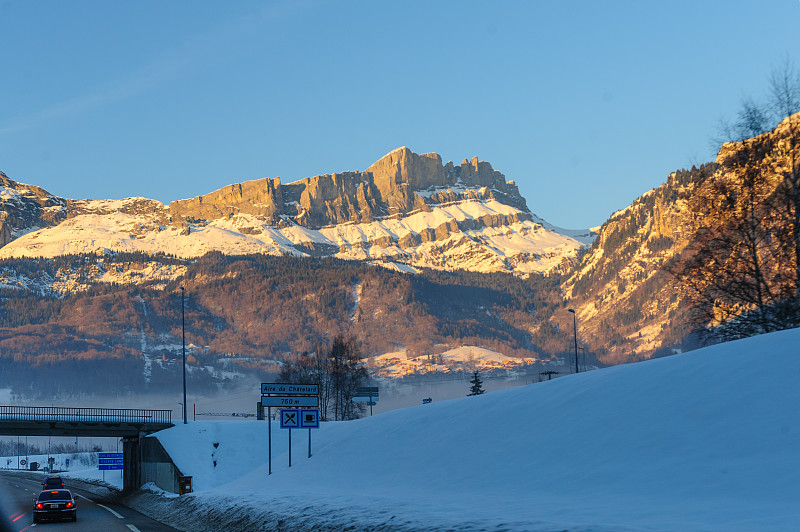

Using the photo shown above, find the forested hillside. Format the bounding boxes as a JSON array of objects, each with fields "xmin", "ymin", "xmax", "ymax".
[
  {"xmin": 564, "ymin": 164, "xmax": 717, "ymax": 362},
  {"xmin": 0, "ymin": 253, "xmax": 571, "ymax": 398}
]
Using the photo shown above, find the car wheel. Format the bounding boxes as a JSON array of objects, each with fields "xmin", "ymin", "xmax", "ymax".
[
  {"xmin": 72, "ymin": 513, "xmax": 77, "ymax": 521},
  {"xmin": 32, "ymin": 515, "xmax": 38, "ymax": 524}
]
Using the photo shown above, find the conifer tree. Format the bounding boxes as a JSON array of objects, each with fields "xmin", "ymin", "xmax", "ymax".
[{"xmin": 468, "ymin": 371, "xmax": 485, "ymax": 396}]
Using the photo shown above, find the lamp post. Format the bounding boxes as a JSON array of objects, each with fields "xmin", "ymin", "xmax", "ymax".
[
  {"xmin": 181, "ymin": 286, "xmax": 187, "ymax": 424},
  {"xmin": 568, "ymin": 308, "xmax": 579, "ymax": 374}
]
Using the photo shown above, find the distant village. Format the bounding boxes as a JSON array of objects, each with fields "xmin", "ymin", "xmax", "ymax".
[{"xmin": 370, "ymin": 346, "xmax": 540, "ymax": 379}]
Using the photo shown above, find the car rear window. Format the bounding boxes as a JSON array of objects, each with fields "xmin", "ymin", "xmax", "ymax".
[{"xmin": 38, "ymin": 490, "xmax": 71, "ymax": 501}]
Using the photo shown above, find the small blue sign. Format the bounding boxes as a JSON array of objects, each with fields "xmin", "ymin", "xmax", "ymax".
[
  {"xmin": 98, "ymin": 464, "xmax": 123, "ymax": 471},
  {"xmin": 98, "ymin": 452, "xmax": 123, "ymax": 459},
  {"xmin": 99, "ymin": 459, "xmax": 124, "ymax": 465},
  {"xmin": 300, "ymin": 409, "xmax": 319, "ymax": 429},
  {"xmin": 280, "ymin": 409, "xmax": 299, "ymax": 429}
]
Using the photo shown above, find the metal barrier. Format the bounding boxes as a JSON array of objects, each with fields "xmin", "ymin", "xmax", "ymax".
[{"xmin": 0, "ymin": 406, "xmax": 172, "ymax": 425}]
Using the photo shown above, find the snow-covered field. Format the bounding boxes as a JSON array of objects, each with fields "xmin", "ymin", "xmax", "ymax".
[
  {"xmin": 121, "ymin": 328, "xmax": 800, "ymax": 531},
  {"xmin": 7, "ymin": 330, "xmax": 795, "ymax": 529}
]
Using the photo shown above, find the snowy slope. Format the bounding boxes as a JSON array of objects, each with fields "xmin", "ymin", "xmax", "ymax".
[
  {"xmin": 0, "ymin": 198, "xmax": 587, "ymax": 276},
  {"xmin": 144, "ymin": 328, "xmax": 800, "ymax": 531}
]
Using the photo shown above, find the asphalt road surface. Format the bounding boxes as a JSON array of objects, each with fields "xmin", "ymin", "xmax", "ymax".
[{"xmin": 0, "ymin": 472, "xmax": 176, "ymax": 532}]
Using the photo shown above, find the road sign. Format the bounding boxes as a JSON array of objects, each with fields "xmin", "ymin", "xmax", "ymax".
[
  {"xmin": 20, "ymin": 459, "xmax": 26, "ymax": 466},
  {"xmin": 98, "ymin": 452, "xmax": 123, "ymax": 470},
  {"xmin": 300, "ymin": 409, "xmax": 319, "ymax": 429},
  {"xmin": 261, "ymin": 383, "xmax": 318, "ymax": 395},
  {"xmin": 262, "ymin": 383, "xmax": 319, "ymax": 475},
  {"xmin": 353, "ymin": 394, "xmax": 379, "ymax": 402},
  {"xmin": 280, "ymin": 409, "xmax": 299, "ymax": 429},
  {"xmin": 354, "ymin": 386, "xmax": 378, "ymax": 402},
  {"xmin": 262, "ymin": 396, "xmax": 319, "ymax": 408}
]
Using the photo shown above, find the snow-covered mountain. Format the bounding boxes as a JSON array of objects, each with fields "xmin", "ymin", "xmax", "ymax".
[{"xmin": 0, "ymin": 148, "xmax": 594, "ymax": 280}]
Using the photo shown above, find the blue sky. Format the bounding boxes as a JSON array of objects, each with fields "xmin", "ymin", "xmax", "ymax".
[{"xmin": 2, "ymin": 0, "xmax": 799, "ymax": 228}]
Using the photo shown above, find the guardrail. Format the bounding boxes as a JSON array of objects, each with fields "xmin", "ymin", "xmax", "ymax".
[{"xmin": 0, "ymin": 406, "xmax": 172, "ymax": 425}]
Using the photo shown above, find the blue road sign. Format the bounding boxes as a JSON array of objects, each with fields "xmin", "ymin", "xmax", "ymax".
[
  {"xmin": 280, "ymin": 409, "xmax": 299, "ymax": 429},
  {"xmin": 299, "ymin": 409, "xmax": 319, "ymax": 429},
  {"xmin": 98, "ymin": 452, "xmax": 123, "ymax": 470}
]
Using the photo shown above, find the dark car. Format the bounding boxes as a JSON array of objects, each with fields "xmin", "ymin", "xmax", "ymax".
[
  {"xmin": 41, "ymin": 476, "xmax": 65, "ymax": 490},
  {"xmin": 33, "ymin": 490, "xmax": 77, "ymax": 523}
]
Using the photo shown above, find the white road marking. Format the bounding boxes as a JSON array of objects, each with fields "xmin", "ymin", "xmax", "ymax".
[
  {"xmin": 98, "ymin": 503, "xmax": 124, "ymax": 518},
  {"xmin": 127, "ymin": 525, "xmax": 142, "ymax": 532}
]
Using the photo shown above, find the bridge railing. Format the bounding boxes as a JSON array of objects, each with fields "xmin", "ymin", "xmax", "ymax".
[{"xmin": 0, "ymin": 406, "xmax": 172, "ymax": 425}]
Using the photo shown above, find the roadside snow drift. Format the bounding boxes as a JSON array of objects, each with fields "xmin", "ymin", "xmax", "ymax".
[{"xmin": 149, "ymin": 328, "xmax": 800, "ymax": 531}]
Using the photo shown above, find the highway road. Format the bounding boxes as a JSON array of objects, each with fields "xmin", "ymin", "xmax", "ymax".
[{"xmin": 0, "ymin": 472, "xmax": 176, "ymax": 532}]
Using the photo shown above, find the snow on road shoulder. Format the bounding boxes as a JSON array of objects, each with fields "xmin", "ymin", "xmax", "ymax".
[{"xmin": 148, "ymin": 328, "xmax": 800, "ymax": 531}]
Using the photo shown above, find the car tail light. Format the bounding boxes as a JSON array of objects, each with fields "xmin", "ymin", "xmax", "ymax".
[
  {"xmin": 36, "ymin": 503, "xmax": 43, "ymax": 509},
  {"xmin": 65, "ymin": 501, "xmax": 73, "ymax": 508},
  {"xmin": 50, "ymin": 490, "xmax": 59, "ymax": 494}
]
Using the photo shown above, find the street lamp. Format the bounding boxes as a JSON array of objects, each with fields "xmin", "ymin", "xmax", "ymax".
[
  {"xmin": 568, "ymin": 308, "xmax": 579, "ymax": 374},
  {"xmin": 181, "ymin": 286, "xmax": 187, "ymax": 425}
]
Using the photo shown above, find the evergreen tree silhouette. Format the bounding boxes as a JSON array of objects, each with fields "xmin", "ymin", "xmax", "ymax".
[{"xmin": 468, "ymin": 371, "xmax": 485, "ymax": 396}]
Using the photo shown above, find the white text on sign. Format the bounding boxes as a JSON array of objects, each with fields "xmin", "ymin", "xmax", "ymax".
[{"xmin": 261, "ymin": 396, "xmax": 319, "ymax": 408}]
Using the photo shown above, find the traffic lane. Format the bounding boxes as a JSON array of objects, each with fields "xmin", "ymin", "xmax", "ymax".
[
  {"xmin": 0, "ymin": 473, "xmax": 122, "ymax": 531},
  {"xmin": 0, "ymin": 472, "xmax": 177, "ymax": 531}
]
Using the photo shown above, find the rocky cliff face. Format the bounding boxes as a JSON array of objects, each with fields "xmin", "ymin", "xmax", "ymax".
[
  {"xmin": 166, "ymin": 147, "xmax": 529, "ymax": 228},
  {"xmin": 282, "ymin": 171, "xmax": 382, "ymax": 227},
  {"xmin": 0, "ymin": 171, "xmax": 69, "ymax": 247},
  {"xmin": 365, "ymin": 148, "xmax": 441, "ymax": 214},
  {"xmin": 564, "ymin": 112, "xmax": 800, "ymax": 363},
  {"xmin": 168, "ymin": 177, "xmax": 283, "ymax": 221},
  {"xmin": 0, "ymin": 149, "xmax": 588, "ymax": 277},
  {"xmin": 562, "ymin": 165, "xmax": 713, "ymax": 362}
]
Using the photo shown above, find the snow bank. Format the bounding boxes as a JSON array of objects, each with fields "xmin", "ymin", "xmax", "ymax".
[{"xmin": 145, "ymin": 329, "xmax": 800, "ymax": 530}]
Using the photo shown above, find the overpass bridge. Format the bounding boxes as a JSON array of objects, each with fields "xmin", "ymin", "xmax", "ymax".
[{"xmin": 0, "ymin": 406, "xmax": 174, "ymax": 491}]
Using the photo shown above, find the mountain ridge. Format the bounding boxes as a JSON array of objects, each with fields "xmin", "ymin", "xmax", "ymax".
[
  {"xmin": 0, "ymin": 148, "xmax": 591, "ymax": 277},
  {"xmin": 2, "ymin": 113, "xmax": 798, "ymax": 396}
]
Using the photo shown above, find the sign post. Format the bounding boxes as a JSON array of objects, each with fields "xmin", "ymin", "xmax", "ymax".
[
  {"xmin": 262, "ymin": 383, "xmax": 319, "ymax": 474},
  {"xmin": 353, "ymin": 386, "xmax": 379, "ymax": 416},
  {"xmin": 300, "ymin": 409, "xmax": 319, "ymax": 458},
  {"xmin": 98, "ymin": 452, "xmax": 123, "ymax": 484},
  {"xmin": 280, "ymin": 409, "xmax": 300, "ymax": 467},
  {"xmin": 268, "ymin": 405, "xmax": 272, "ymax": 475}
]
